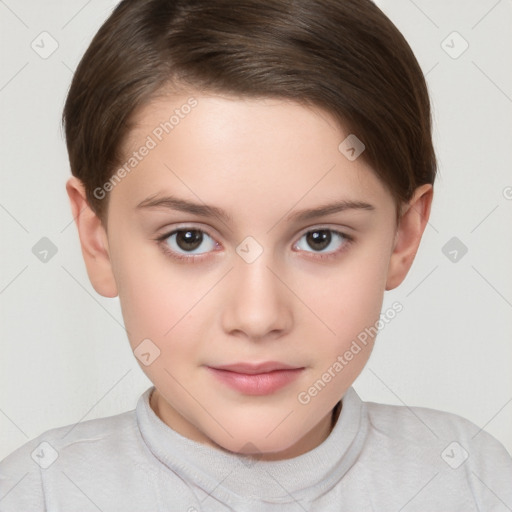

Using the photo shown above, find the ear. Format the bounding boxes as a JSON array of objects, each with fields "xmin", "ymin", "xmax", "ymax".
[
  {"xmin": 65, "ymin": 176, "xmax": 118, "ymax": 298},
  {"xmin": 385, "ymin": 183, "xmax": 433, "ymax": 291}
]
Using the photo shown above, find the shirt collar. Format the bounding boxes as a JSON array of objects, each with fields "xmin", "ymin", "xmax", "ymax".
[{"xmin": 136, "ymin": 385, "xmax": 368, "ymax": 503}]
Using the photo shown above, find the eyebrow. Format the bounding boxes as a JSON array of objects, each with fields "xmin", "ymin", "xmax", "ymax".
[{"xmin": 135, "ymin": 194, "xmax": 375, "ymax": 223}]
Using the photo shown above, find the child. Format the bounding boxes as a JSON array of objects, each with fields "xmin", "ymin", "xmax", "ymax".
[{"xmin": 1, "ymin": 0, "xmax": 511, "ymax": 510}]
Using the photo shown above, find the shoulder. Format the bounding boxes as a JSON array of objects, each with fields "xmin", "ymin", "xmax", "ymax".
[
  {"xmin": 366, "ymin": 398, "xmax": 482, "ymax": 439},
  {"xmin": 1, "ymin": 407, "xmax": 138, "ymax": 468},
  {"xmin": 0, "ymin": 409, "xmax": 138, "ymax": 511},
  {"xmin": 360, "ymin": 398, "xmax": 512, "ymax": 509},
  {"xmin": 365, "ymin": 398, "xmax": 508, "ymax": 452}
]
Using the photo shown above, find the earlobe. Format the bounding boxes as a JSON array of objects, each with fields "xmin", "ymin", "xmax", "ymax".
[
  {"xmin": 385, "ymin": 184, "xmax": 433, "ymax": 291},
  {"xmin": 65, "ymin": 177, "xmax": 118, "ymax": 298}
]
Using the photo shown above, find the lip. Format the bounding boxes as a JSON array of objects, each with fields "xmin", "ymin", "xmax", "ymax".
[
  {"xmin": 210, "ymin": 361, "xmax": 302, "ymax": 374},
  {"xmin": 206, "ymin": 362, "xmax": 304, "ymax": 395}
]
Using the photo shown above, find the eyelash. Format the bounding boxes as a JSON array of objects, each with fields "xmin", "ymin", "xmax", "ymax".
[{"xmin": 155, "ymin": 226, "xmax": 354, "ymax": 264}]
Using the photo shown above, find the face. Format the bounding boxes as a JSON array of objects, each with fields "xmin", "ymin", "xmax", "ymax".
[{"xmin": 100, "ymin": 92, "xmax": 400, "ymax": 459}]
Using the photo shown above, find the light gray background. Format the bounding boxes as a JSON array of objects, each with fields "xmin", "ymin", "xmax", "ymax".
[{"xmin": 1, "ymin": 0, "xmax": 511, "ymax": 461}]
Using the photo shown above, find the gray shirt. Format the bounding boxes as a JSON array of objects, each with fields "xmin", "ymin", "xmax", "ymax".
[{"xmin": 1, "ymin": 386, "xmax": 511, "ymax": 511}]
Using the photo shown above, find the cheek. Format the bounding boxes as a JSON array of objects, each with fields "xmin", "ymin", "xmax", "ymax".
[
  {"xmin": 112, "ymin": 243, "xmax": 217, "ymax": 377},
  {"xmin": 342, "ymin": 252, "xmax": 389, "ymax": 319},
  {"xmin": 303, "ymin": 240, "xmax": 391, "ymax": 357},
  {"xmin": 111, "ymin": 239, "xmax": 190, "ymax": 346},
  {"xmin": 116, "ymin": 265, "xmax": 201, "ymax": 387}
]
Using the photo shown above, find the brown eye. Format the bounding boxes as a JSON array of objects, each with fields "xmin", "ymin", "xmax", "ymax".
[
  {"xmin": 305, "ymin": 230, "xmax": 331, "ymax": 251},
  {"xmin": 160, "ymin": 228, "xmax": 217, "ymax": 257},
  {"xmin": 294, "ymin": 228, "xmax": 352, "ymax": 259},
  {"xmin": 175, "ymin": 230, "xmax": 204, "ymax": 251}
]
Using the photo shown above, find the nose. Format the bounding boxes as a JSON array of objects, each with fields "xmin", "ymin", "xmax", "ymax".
[{"xmin": 220, "ymin": 251, "xmax": 293, "ymax": 341}]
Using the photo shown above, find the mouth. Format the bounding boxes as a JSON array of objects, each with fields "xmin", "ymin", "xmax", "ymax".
[{"xmin": 206, "ymin": 361, "xmax": 305, "ymax": 395}]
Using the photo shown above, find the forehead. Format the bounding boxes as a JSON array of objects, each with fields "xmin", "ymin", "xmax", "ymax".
[{"xmin": 109, "ymin": 92, "xmax": 394, "ymax": 222}]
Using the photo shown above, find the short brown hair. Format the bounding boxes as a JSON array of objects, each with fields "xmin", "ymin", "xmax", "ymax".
[{"xmin": 62, "ymin": 0, "xmax": 436, "ymax": 225}]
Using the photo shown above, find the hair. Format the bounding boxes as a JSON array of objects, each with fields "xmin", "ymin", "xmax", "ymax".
[{"xmin": 62, "ymin": 0, "xmax": 437, "ymax": 226}]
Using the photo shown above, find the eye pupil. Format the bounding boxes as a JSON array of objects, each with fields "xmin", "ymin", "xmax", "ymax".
[
  {"xmin": 307, "ymin": 230, "xmax": 331, "ymax": 251},
  {"xmin": 176, "ymin": 230, "xmax": 203, "ymax": 251}
]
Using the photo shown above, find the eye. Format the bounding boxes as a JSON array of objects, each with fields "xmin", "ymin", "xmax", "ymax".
[
  {"xmin": 156, "ymin": 226, "xmax": 353, "ymax": 263},
  {"xmin": 157, "ymin": 228, "xmax": 218, "ymax": 262},
  {"xmin": 293, "ymin": 228, "xmax": 353, "ymax": 259}
]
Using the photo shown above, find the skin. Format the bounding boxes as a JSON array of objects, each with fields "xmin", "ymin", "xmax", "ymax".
[{"xmin": 66, "ymin": 92, "xmax": 433, "ymax": 461}]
